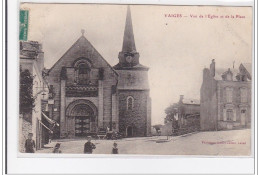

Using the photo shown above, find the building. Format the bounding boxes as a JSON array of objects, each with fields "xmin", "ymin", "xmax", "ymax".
[
  {"xmin": 164, "ymin": 95, "xmax": 200, "ymax": 136},
  {"xmin": 200, "ymin": 60, "xmax": 252, "ymax": 131},
  {"xmin": 46, "ymin": 6, "xmax": 151, "ymax": 138},
  {"xmin": 19, "ymin": 41, "xmax": 49, "ymax": 152}
]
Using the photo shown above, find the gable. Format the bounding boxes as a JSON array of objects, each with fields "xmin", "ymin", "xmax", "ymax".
[
  {"xmin": 240, "ymin": 63, "xmax": 252, "ymax": 80},
  {"xmin": 48, "ymin": 35, "xmax": 118, "ymax": 77}
]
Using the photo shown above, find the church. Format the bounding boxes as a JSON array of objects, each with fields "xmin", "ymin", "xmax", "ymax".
[{"xmin": 46, "ymin": 6, "xmax": 151, "ymax": 138}]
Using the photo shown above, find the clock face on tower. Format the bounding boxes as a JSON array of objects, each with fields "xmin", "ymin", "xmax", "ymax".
[{"xmin": 126, "ymin": 56, "xmax": 133, "ymax": 63}]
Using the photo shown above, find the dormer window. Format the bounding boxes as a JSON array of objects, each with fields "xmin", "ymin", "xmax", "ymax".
[
  {"xmin": 227, "ymin": 73, "xmax": 232, "ymax": 81},
  {"xmin": 127, "ymin": 96, "xmax": 134, "ymax": 110},
  {"xmin": 222, "ymin": 68, "xmax": 233, "ymax": 81}
]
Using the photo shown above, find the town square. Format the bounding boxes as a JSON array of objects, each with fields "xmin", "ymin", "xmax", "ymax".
[{"xmin": 36, "ymin": 129, "xmax": 251, "ymax": 155}]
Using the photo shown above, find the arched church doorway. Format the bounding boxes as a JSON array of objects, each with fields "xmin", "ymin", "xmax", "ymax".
[
  {"xmin": 66, "ymin": 100, "xmax": 98, "ymax": 137},
  {"xmin": 73, "ymin": 104, "xmax": 95, "ymax": 136},
  {"xmin": 126, "ymin": 126, "xmax": 134, "ymax": 137}
]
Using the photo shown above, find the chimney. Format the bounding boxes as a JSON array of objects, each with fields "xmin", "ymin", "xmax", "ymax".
[{"xmin": 210, "ymin": 59, "xmax": 215, "ymax": 77}]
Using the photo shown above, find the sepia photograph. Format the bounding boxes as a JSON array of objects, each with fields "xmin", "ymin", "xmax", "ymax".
[{"xmin": 19, "ymin": 3, "xmax": 253, "ymax": 156}]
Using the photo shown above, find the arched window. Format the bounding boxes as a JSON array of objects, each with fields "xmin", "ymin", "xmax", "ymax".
[
  {"xmin": 127, "ymin": 96, "xmax": 134, "ymax": 110},
  {"xmin": 73, "ymin": 58, "xmax": 92, "ymax": 85},
  {"xmin": 78, "ymin": 63, "xmax": 90, "ymax": 85}
]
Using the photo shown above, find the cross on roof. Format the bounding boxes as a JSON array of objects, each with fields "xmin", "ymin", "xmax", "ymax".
[{"xmin": 81, "ymin": 29, "xmax": 85, "ymax": 36}]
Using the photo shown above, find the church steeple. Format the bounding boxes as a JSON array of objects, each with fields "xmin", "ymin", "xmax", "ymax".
[
  {"xmin": 122, "ymin": 6, "xmax": 136, "ymax": 52},
  {"xmin": 115, "ymin": 6, "xmax": 141, "ymax": 69}
]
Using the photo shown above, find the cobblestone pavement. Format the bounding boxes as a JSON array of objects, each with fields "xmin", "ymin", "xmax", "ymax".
[{"xmin": 36, "ymin": 129, "xmax": 251, "ymax": 156}]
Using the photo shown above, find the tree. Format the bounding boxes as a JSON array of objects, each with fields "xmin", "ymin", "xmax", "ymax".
[
  {"xmin": 164, "ymin": 103, "xmax": 178, "ymax": 124},
  {"xmin": 20, "ymin": 67, "xmax": 35, "ymax": 122}
]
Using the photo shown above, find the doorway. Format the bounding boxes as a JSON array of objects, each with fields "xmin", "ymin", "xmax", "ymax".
[
  {"xmin": 126, "ymin": 126, "xmax": 134, "ymax": 137},
  {"xmin": 241, "ymin": 110, "xmax": 246, "ymax": 126},
  {"xmin": 75, "ymin": 116, "xmax": 90, "ymax": 136}
]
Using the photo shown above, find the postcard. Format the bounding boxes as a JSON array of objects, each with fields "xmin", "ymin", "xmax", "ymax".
[{"xmin": 19, "ymin": 3, "xmax": 253, "ymax": 156}]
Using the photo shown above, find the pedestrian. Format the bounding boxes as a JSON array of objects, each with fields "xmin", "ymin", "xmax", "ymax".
[
  {"xmin": 49, "ymin": 130, "xmax": 53, "ymax": 143},
  {"xmin": 84, "ymin": 136, "xmax": 96, "ymax": 154},
  {"xmin": 25, "ymin": 133, "xmax": 36, "ymax": 153},
  {"xmin": 112, "ymin": 142, "xmax": 118, "ymax": 154},
  {"xmin": 52, "ymin": 143, "xmax": 62, "ymax": 153}
]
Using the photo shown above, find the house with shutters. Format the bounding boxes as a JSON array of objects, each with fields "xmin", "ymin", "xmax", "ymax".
[
  {"xmin": 46, "ymin": 6, "xmax": 151, "ymax": 138},
  {"xmin": 19, "ymin": 41, "xmax": 49, "ymax": 151},
  {"xmin": 200, "ymin": 59, "xmax": 252, "ymax": 131}
]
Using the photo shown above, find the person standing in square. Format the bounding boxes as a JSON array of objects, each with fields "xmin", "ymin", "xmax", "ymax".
[
  {"xmin": 112, "ymin": 142, "xmax": 118, "ymax": 154},
  {"xmin": 84, "ymin": 136, "xmax": 96, "ymax": 154},
  {"xmin": 25, "ymin": 133, "xmax": 35, "ymax": 153}
]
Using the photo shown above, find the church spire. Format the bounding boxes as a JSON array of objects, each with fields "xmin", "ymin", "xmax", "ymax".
[
  {"xmin": 114, "ymin": 5, "xmax": 143, "ymax": 69},
  {"xmin": 122, "ymin": 6, "xmax": 136, "ymax": 52}
]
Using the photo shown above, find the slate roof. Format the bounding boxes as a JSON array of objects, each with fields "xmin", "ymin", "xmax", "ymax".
[
  {"xmin": 182, "ymin": 98, "xmax": 200, "ymax": 105},
  {"xmin": 241, "ymin": 63, "xmax": 252, "ymax": 76},
  {"xmin": 214, "ymin": 68, "xmax": 239, "ymax": 81}
]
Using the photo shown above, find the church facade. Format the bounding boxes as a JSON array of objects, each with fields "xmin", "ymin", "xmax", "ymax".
[{"xmin": 47, "ymin": 6, "xmax": 151, "ymax": 138}]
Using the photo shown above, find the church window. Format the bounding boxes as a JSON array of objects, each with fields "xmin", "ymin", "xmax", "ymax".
[
  {"xmin": 226, "ymin": 87, "xmax": 233, "ymax": 103},
  {"xmin": 77, "ymin": 63, "xmax": 90, "ymax": 85},
  {"xmin": 240, "ymin": 88, "xmax": 247, "ymax": 103},
  {"xmin": 73, "ymin": 58, "xmax": 92, "ymax": 85},
  {"xmin": 127, "ymin": 96, "xmax": 134, "ymax": 110}
]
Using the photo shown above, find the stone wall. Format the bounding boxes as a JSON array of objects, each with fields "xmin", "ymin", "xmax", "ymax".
[
  {"xmin": 200, "ymin": 68, "xmax": 218, "ymax": 131},
  {"xmin": 102, "ymin": 68, "xmax": 117, "ymax": 129},
  {"xmin": 19, "ymin": 115, "xmax": 32, "ymax": 153},
  {"xmin": 118, "ymin": 90, "xmax": 151, "ymax": 137}
]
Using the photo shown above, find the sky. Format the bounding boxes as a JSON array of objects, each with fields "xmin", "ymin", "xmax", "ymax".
[{"xmin": 21, "ymin": 4, "xmax": 253, "ymax": 125}]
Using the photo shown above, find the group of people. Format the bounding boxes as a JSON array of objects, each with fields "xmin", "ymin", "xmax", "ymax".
[
  {"xmin": 25, "ymin": 134, "xmax": 118, "ymax": 154},
  {"xmin": 82, "ymin": 136, "xmax": 119, "ymax": 154}
]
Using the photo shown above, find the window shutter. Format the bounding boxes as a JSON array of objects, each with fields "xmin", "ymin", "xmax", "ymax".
[{"xmin": 223, "ymin": 109, "xmax": 227, "ymax": 121}]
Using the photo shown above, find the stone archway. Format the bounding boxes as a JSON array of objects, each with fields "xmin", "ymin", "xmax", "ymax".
[{"xmin": 66, "ymin": 100, "xmax": 98, "ymax": 137}]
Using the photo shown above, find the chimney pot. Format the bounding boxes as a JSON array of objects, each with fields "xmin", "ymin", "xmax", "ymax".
[{"xmin": 210, "ymin": 59, "xmax": 215, "ymax": 77}]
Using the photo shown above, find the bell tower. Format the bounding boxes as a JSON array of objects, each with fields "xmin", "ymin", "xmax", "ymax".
[{"xmin": 114, "ymin": 6, "xmax": 151, "ymax": 137}]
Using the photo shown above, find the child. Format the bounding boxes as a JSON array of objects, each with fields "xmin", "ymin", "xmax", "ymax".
[
  {"xmin": 52, "ymin": 143, "xmax": 62, "ymax": 153},
  {"xmin": 84, "ymin": 136, "xmax": 96, "ymax": 154},
  {"xmin": 25, "ymin": 133, "xmax": 35, "ymax": 153},
  {"xmin": 112, "ymin": 142, "xmax": 118, "ymax": 154}
]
